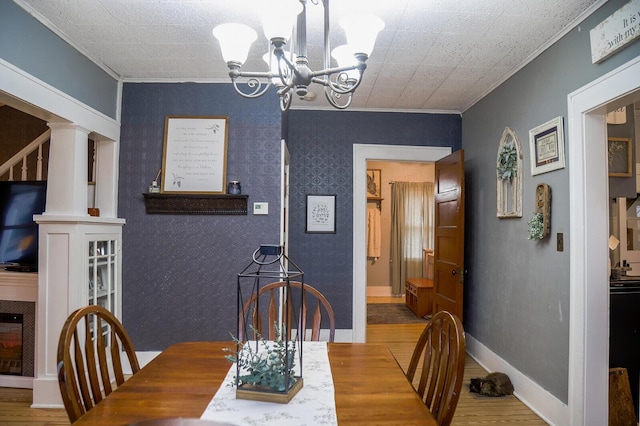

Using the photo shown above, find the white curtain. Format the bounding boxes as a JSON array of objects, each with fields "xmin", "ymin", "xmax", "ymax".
[{"xmin": 389, "ymin": 182, "xmax": 434, "ymax": 295}]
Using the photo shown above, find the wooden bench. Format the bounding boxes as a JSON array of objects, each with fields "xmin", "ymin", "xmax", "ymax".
[{"xmin": 405, "ymin": 277, "xmax": 434, "ymax": 317}]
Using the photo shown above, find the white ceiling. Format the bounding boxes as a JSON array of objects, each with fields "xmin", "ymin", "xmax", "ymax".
[{"xmin": 15, "ymin": 0, "xmax": 603, "ymax": 113}]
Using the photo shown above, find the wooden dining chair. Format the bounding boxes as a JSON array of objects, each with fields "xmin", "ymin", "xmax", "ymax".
[
  {"xmin": 57, "ymin": 305, "xmax": 140, "ymax": 423},
  {"xmin": 239, "ymin": 281, "xmax": 336, "ymax": 342},
  {"xmin": 405, "ymin": 310, "xmax": 466, "ymax": 426}
]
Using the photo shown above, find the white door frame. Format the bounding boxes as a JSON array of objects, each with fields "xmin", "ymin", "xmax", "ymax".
[
  {"xmin": 568, "ymin": 56, "xmax": 640, "ymax": 425},
  {"xmin": 352, "ymin": 144, "xmax": 451, "ymax": 342}
]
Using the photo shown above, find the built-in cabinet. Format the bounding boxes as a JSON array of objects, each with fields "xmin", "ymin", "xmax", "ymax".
[
  {"xmin": 87, "ymin": 237, "xmax": 119, "ymax": 313},
  {"xmin": 32, "ymin": 217, "xmax": 124, "ymax": 405}
]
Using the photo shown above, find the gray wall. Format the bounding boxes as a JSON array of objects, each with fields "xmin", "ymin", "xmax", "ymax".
[
  {"xmin": 0, "ymin": 1, "xmax": 119, "ymax": 119},
  {"xmin": 462, "ymin": 0, "xmax": 640, "ymax": 403}
]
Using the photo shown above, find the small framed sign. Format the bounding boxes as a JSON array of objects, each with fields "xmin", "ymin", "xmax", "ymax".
[
  {"xmin": 306, "ymin": 194, "xmax": 336, "ymax": 234},
  {"xmin": 161, "ymin": 116, "xmax": 228, "ymax": 193},
  {"xmin": 529, "ymin": 116, "xmax": 565, "ymax": 176}
]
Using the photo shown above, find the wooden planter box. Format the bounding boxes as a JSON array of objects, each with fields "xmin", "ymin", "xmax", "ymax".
[{"xmin": 236, "ymin": 378, "xmax": 304, "ymax": 404}]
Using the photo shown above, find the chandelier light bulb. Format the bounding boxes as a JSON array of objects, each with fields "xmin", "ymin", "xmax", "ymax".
[
  {"xmin": 213, "ymin": 23, "xmax": 257, "ymax": 65},
  {"xmin": 331, "ymin": 45, "xmax": 359, "ymax": 80},
  {"xmin": 340, "ymin": 14, "xmax": 385, "ymax": 56},
  {"xmin": 259, "ymin": 0, "xmax": 303, "ymax": 43}
]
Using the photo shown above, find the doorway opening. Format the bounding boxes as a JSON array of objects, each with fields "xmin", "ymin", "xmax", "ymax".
[
  {"xmin": 352, "ymin": 144, "xmax": 451, "ymax": 342},
  {"xmin": 568, "ymin": 56, "xmax": 640, "ymax": 424}
]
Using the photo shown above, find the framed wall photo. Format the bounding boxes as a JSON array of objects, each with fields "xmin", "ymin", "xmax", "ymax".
[
  {"xmin": 366, "ymin": 169, "xmax": 381, "ymax": 198},
  {"xmin": 608, "ymin": 137, "xmax": 632, "ymax": 177},
  {"xmin": 529, "ymin": 116, "xmax": 565, "ymax": 176},
  {"xmin": 161, "ymin": 116, "xmax": 229, "ymax": 193},
  {"xmin": 306, "ymin": 194, "xmax": 336, "ymax": 233}
]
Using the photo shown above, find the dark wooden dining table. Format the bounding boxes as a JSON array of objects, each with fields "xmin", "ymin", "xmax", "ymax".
[{"xmin": 73, "ymin": 341, "xmax": 436, "ymax": 425}]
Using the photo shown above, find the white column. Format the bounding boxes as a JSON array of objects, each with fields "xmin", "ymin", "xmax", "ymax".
[
  {"xmin": 44, "ymin": 123, "xmax": 89, "ymax": 216},
  {"xmin": 94, "ymin": 136, "xmax": 119, "ymax": 218},
  {"xmin": 33, "ymin": 123, "xmax": 90, "ymax": 407}
]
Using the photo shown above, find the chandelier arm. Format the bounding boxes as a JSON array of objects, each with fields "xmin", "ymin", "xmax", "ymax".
[
  {"xmin": 280, "ymin": 91, "xmax": 293, "ymax": 111},
  {"xmin": 230, "ymin": 72, "xmax": 273, "ymax": 99},
  {"xmin": 276, "ymin": 83, "xmax": 294, "ymax": 97},
  {"xmin": 324, "ymin": 87, "xmax": 352, "ymax": 109},
  {"xmin": 276, "ymin": 55, "xmax": 296, "ymax": 87},
  {"xmin": 311, "ymin": 70, "xmax": 363, "ymax": 95},
  {"xmin": 309, "ymin": 64, "xmax": 364, "ymax": 79}
]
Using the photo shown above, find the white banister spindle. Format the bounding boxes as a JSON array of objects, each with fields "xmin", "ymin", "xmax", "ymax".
[
  {"xmin": 36, "ymin": 144, "xmax": 43, "ymax": 181},
  {"xmin": 21, "ymin": 156, "xmax": 28, "ymax": 181},
  {"xmin": 90, "ymin": 142, "xmax": 96, "ymax": 182},
  {"xmin": 8, "ymin": 168, "xmax": 14, "ymax": 181}
]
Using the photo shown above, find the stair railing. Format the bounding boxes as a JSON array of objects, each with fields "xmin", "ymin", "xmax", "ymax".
[{"xmin": 0, "ymin": 129, "xmax": 50, "ymax": 181}]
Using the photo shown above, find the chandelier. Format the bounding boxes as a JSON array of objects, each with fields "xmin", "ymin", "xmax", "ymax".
[{"xmin": 212, "ymin": 0, "xmax": 384, "ymax": 111}]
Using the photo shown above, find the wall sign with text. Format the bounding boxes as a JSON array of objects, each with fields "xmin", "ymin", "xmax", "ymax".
[{"xmin": 161, "ymin": 116, "xmax": 229, "ymax": 194}]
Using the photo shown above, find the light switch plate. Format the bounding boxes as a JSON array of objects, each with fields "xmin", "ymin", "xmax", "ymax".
[
  {"xmin": 557, "ymin": 233, "xmax": 564, "ymax": 251},
  {"xmin": 253, "ymin": 202, "xmax": 268, "ymax": 215}
]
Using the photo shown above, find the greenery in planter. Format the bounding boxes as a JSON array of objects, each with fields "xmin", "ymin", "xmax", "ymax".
[
  {"xmin": 224, "ymin": 324, "xmax": 297, "ymax": 392},
  {"xmin": 527, "ymin": 212, "xmax": 545, "ymax": 240},
  {"xmin": 497, "ymin": 142, "xmax": 518, "ymax": 182}
]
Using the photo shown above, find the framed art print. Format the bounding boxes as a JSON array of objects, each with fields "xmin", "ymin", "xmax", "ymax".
[
  {"xmin": 608, "ymin": 137, "xmax": 632, "ymax": 177},
  {"xmin": 366, "ymin": 169, "xmax": 381, "ymax": 198},
  {"xmin": 529, "ymin": 116, "xmax": 565, "ymax": 176},
  {"xmin": 306, "ymin": 194, "xmax": 336, "ymax": 233}
]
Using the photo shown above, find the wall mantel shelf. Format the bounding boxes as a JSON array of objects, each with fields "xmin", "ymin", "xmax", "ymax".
[{"xmin": 142, "ymin": 193, "xmax": 248, "ymax": 215}]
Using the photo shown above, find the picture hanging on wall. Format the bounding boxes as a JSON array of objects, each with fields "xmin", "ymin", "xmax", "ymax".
[
  {"xmin": 366, "ymin": 169, "xmax": 382, "ymax": 198},
  {"xmin": 161, "ymin": 116, "xmax": 229, "ymax": 193},
  {"xmin": 607, "ymin": 137, "xmax": 632, "ymax": 177},
  {"xmin": 529, "ymin": 116, "xmax": 565, "ymax": 176},
  {"xmin": 306, "ymin": 194, "xmax": 336, "ymax": 233}
]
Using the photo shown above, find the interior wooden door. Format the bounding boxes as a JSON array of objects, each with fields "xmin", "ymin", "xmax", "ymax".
[{"xmin": 433, "ymin": 150, "xmax": 465, "ymax": 320}]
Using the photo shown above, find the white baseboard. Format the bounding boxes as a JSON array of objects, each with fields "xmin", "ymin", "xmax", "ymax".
[
  {"xmin": 466, "ymin": 334, "xmax": 567, "ymax": 426},
  {"xmin": 0, "ymin": 375, "xmax": 32, "ymax": 389},
  {"xmin": 131, "ymin": 329, "xmax": 357, "ymax": 372},
  {"xmin": 136, "ymin": 351, "xmax": 161, "ymax": 369}
]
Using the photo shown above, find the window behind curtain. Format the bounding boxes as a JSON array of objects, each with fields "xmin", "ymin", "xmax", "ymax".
[{"xmin": 389, "ymin": 181, "xmax": 434, "ymax": 295}]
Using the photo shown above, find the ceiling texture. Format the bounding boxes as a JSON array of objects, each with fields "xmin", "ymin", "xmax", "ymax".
[{"xmin": 15, "ymin": 0, "xmax": 603, "ymax": 112}]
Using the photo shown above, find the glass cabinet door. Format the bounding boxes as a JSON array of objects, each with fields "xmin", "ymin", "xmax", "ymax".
[{"xmin": 88, "ymin": 238, "xmax": 118, "ymax": 314}]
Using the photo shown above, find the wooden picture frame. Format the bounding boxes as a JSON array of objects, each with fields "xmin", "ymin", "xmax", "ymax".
[
  {"xmin": 529, "ymin": 116, "xmax": 565, "ymax": 176},
  {"xmin": 306, "ymin": 194, "xmax": 336, "ymax": 234},
  {"xmin": 161, "ymin": 116, "xmax": 229, "ymax": 193},
  {"xmin": 608, "ymin": 137, "xmax": 632, "ymax": 177},
  {"xmin": 366, "ymin": 169, "xmax": 381, "ymax": 198}
]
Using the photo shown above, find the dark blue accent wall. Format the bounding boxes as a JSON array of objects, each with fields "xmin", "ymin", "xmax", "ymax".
[
  {"xmin": 286, "ymin": 110, "xmax": 461, "ymax": 328},
  {"xmin": 119, "ymin": 83, "xmax": 282, "ymax": 350}
]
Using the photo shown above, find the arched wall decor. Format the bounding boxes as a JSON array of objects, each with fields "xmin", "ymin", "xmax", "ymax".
[{"xmin": 496, "ymin": 127, "xmax": 523, "ymax": 218}]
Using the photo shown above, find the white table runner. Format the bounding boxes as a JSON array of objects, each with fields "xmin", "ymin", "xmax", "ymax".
[{"xmin": 201, "ymin": 341, "xmax": 337, "ymax": 426}]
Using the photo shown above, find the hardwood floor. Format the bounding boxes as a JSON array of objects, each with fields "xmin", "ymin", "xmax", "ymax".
[
  {"xmin": 368, "ymin": 296, "xmax": 548, "ymax": 425},
  {"xmin": 0, "ymin": 297, "xmax": 547, "ymax": 425}
]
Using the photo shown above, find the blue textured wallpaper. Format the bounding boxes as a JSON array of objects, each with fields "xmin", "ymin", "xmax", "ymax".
[
  {"xmin": 286, "ymin": 110, "xmax": 461, "ymax": 329},
  {"xmin": 119, "ymin": 83, "xmax": 282, "ymax": 350},
  {"xmin": 119, "ymin": 84, "xmax": 460, "ymax": 348}
]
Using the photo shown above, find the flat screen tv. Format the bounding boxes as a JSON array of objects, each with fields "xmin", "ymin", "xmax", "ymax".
[{"xmin": 0, "ymin": 181, "xmax": 46, "ymax": 272}]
